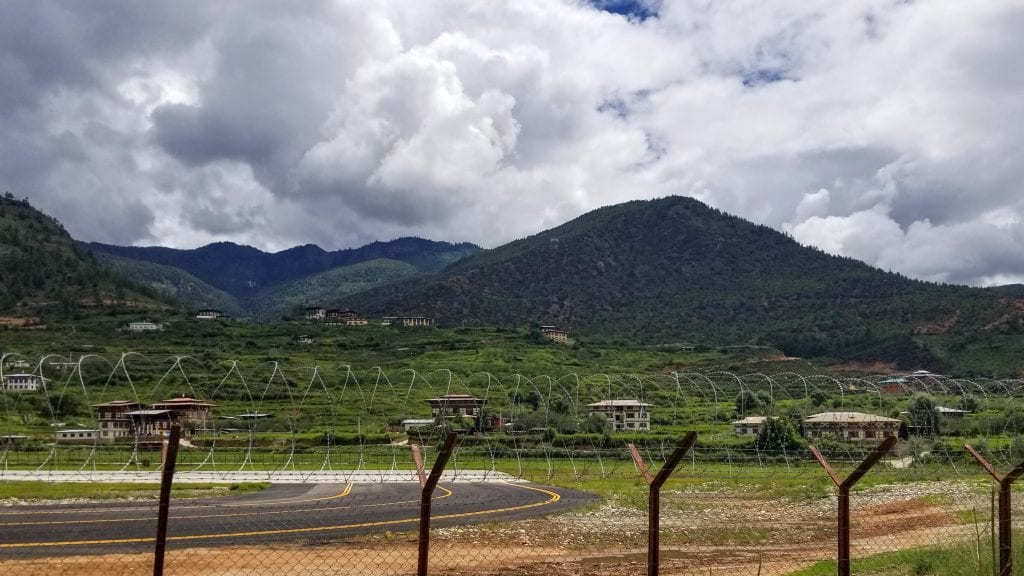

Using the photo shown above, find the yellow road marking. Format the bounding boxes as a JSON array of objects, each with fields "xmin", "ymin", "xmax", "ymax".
[
  {"xmin": 0, "ymin": 483, "xmax": 554, "ymax": 548},
  {"xmin": 0, "ymin": 482, "xmax": 354, "ymax": 519},
  {"xmin": 0, "ymin": 483, "xmax": 448, "ymax": 524}
]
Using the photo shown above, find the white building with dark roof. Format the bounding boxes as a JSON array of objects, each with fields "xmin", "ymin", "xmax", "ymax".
[
  {"xmin": 803, "ymin": 412, "xmax": 901, "ymax": 442},
  {"xmin": 1, "ymin": 373, "xmax": 44, "ymax": 392},
  {"xmin": 732, "ymin": 416, "xmax": 768, "ymax": 436},
  {"xmin": 587, "ymin": 399, "xmax": 651, "ymax": 431}
]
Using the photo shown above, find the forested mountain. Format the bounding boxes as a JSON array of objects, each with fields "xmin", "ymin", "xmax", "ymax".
[
  {"xmin": 242, "ymin": 258, "xmax": 420, "ymax": 321},
  {"xmin": 91, "ymin": 251, "xmax": 243, "ymax": 317},
  {"xmin": 85, "ymin": 237, "xmax": 480, "ymax": 298},
  {"xmin": 346, "ymin": 196, "xmax": 1020, "ymax": 364},
  {"xmin": 0, "ymin": 193, "xmax": 166, "ymax": 317}
]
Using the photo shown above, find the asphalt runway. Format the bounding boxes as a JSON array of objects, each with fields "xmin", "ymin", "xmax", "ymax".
[{"xmin": 0, "ymin": 482, "xmax": 597, "ymax": 557}]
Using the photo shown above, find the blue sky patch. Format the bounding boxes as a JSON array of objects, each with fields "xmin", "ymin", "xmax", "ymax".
[{"xmin": 588, "ymin": 0, "xmax": 659, "ymax": 21}]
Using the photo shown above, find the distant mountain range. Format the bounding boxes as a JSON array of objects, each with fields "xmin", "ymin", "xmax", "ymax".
[
  {"xmin": 83, "ymin": 237, "xmax": 480, "ymax": 320},
  {"xmin": 5, "ymin": 193, "xmax": 1024, "ymax": 375}
]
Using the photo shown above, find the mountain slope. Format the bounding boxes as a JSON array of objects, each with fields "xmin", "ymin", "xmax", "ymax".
[
  {"xmin": 84, "ymin": 237, "xmax": 480, "ymax": 298},
  {"xmin": 346, "ymin": 196, "xmax": 1011, "ymax": 358},
  {"xmin": 0, "ymin": 193, "xmax": 166, "ymax": 316},
  {"xmin": 242, "ymin": 258, "xmax": 420, "ymax": 321},
  {"xmin": 91, "ymin": 252, "xmax": 243, "ymax": 317}
]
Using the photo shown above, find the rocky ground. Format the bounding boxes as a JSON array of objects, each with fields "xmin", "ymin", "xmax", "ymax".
[{"xmin": 0, "ymin": 480, "xmax": 996, "ymax": 576}]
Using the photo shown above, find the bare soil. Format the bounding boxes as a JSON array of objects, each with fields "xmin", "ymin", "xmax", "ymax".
[{"xmin": 0, "ymin": 481, "xmax": 986, "ymax": 576}]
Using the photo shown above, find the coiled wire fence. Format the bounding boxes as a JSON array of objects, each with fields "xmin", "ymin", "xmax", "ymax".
[{"xmin": 2, "ymin": 353, "xmax": 1024, "ymax": 575}]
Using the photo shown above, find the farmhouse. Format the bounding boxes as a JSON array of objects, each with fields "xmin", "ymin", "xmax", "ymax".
[
  {"xmin": 426, "ymin": 394, "xmax": 486, "ymax": 418},
  {"xmin": 127, "ymin": 321, "xmax": 163, "ymax": 332},
  {"xmin": 149, "ymin": 397, "xmax": 216, "ymax": 428},
  {"xmin": 732, "ymin": 416, "xmax": 768, "ymax": 436},
  {"xmin": 305, "ymin": 306, "xmax": 326, "ymax": 320},
  {"xmin": 540, "ymin": 326, "xmax": 569, "ymax": 342},
  {"xmin": 1, "ymin": 373, "xmax": 45, "ymax": 392},
  {"xmin": 803, "ymin": 412, "xmax": 900, "ymax": 442},
  {"xmin": 401, "ymin": 418, "xmax": 436, "ymax": 431},
  {"xmin": 93, "ymin": 400, "xmax": 143, "ymax": 440},
  {"xmin": 399, "ymin": 316, "xmax": 434, "ymax": 327},
  {"xmin": 4, "ymin": 359, "xmax": 30, "ymax": 370},
  {"xmin": 195, "ymin": 309, "xmax": 226, "ymax": 320},
  {"xmin": 92, "ymin": 397, "xmax": 217, "ymax": 442},
  {"xmin": 296, "ymin": 335, "xmax": 314, "ymax": 344},
  {"xmin": 123, "ymin": 410, "xmax": 175, "ymax": 439},
  {"xmin": 587, "ymin": 399, "xmax": 651, "ymax": 431}
]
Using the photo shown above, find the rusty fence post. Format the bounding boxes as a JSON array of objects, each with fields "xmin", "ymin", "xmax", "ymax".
[
  {"xmin": 809, "ymin": 436, "xmax": 896, "ymax": 576},
  {"xmin": 411, "ymin": 432, "xmax": 460, "ymax": 576},
  {"xmin": 153, "ymin": 425, "xmax": 182, "ymax": 576},
  {"xmin": 628, "ymin": 432, "xmax": 698, "ymax": 576},
  {"xmin": 964, "ymin": 444, "xmax": 1024, "ymax": 576}
]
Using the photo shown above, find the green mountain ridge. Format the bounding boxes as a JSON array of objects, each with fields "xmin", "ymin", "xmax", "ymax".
[
  {"xmin": 84, "ymin": 237, "xmax": 480, "ymax": 298},
  {"xmin": 6, "ymin": 193, "xmax": 1024, "ymax": 375},
  {"xmin": 91, "ymin": 252, "xmax": 243, "ymax": 317},
  {"xmin": 241, "ymin": 258, "xmax": 421, "ymax": 321},
  {"xmin": 344, "ymin": 196, "xmax": 1024, "ymax": 374},
  {"xmin": 0, "ymin": 193, "xmax": 168, "ymax": 318}
]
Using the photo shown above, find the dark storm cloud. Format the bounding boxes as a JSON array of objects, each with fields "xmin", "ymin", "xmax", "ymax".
[{"xmin": 0, "ymin": 0, "xmax": 1022, "ymax": 284}]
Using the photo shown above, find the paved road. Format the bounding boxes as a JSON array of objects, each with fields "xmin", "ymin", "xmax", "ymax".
[{"xmin": 0, "ymin": 482, "xmax": 596, "ymax": 557}]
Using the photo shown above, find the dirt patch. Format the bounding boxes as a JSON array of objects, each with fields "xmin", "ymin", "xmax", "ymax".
[
  {"xmin": 0, "ymin": 316, "xmax": 43, "ymax": 328},
  {"xmin": 0, "ymin": 481, "xmax": 990, "ymax": 576}
]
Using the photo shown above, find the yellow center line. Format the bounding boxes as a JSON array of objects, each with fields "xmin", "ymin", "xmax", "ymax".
[
  {"xmin": 0, "ymin": 483, "xmax": 354, "ymax": 519},
  {"xmin": 0, "ymin": 483, "xmax": 554, "ymax": 549},
  {"xmin": 0, "ymin": 484, "xmax": 454, "ymax": 528}
]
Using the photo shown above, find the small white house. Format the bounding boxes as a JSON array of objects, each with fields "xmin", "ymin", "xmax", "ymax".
[
  {"xmin": 1, "ymin": 373, "xmax": 45, "ymax": 392},
  {"xmin": 732, "ymin": 416, "xmax": 768, "ymax": 436},
  {"xmin": 55, "ymin": 429, "xmax": 98, "ymax": 444},
  {"xmin": 540, "ymin": 326, "xmax": 570, "ymax": 342},
  {"xmin": 587, "ymin": 400, "xmax": 651, "ymax": 431},
  {"xmin": 803, "ymin": 412, "xmax": 901, "ymax": 442},
  {"xmin": 127, "ymin": 321, "xmax": 163, "ymax": 332},
  {"xmin": 401, "ymin": 418, "xmax": 436, "ymax": 431}
]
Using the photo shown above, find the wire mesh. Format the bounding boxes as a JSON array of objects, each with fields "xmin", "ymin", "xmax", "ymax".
[{"xmin": 2, "ymin": 355, "xmax": 1024, "ymax": 575}]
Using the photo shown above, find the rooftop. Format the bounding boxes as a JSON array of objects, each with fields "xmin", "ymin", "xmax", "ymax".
[
  {"xmin": 732, "ymin": 416, "xmax": 769, "ymax": 425},
  {"xmin": 805, "ymin": 411, "xmax": 900, "ymax": 424},
  {"xmin": 588, "ymin": 400, "xmax": 651, "ymax": 407}
]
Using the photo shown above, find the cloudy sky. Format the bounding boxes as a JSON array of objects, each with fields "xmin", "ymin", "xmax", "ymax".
[{"xmin": 2, "ymin": 1, "xmax": 1023, "ymax": 286}]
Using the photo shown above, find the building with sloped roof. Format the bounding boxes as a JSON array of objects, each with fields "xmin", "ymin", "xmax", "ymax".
[
  {"xmin": 803, "ymin": 411, "xmax": 900, "ymax": 442},
  {"xmin": 587, "ymin": 399, "xmax": 651, "ymax": 431}
]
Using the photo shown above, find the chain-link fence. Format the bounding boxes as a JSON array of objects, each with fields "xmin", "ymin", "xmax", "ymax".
[{"xmin": 3, "ymin": 356, "xmax": 1024, "ymax": 575}]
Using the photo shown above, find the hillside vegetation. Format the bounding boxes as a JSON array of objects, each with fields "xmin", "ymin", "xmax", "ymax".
[
  {"xmin": 241, "ymin": 258, "xmax": 420, "ymax": 321},
  {"xmin": 85, "ymin": 237, "xmax": 480, "ymax": 299},
  {"xmin": 92, "ymin": 252, "xmax": 243, "ymax": 317},
  {"xmin": 0, "ymin": 193, "xmax": 165, "ymax": 319},
  {"xmin": 347, "ymin": 196, "xmax": 1022, "ymax": 370}
]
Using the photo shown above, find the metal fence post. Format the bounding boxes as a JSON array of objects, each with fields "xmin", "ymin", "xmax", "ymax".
[
  {"xmin": 412, "ymin": 432, "xmax": 460, "ymax": 576},
  {"xmin": 809, "ymin": 436, "xmax": 896, "ymax": 576},
  {"xmin": 964, "ymin": 444, "xmax": 1024, "ymax": 576},
  {"xmin": 627, "ymin": 432, "xmax": 698, "ymax": 576},
  {"xmin": 154, "ymin": 425, "xmax": 181, "ymax": 576}
]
